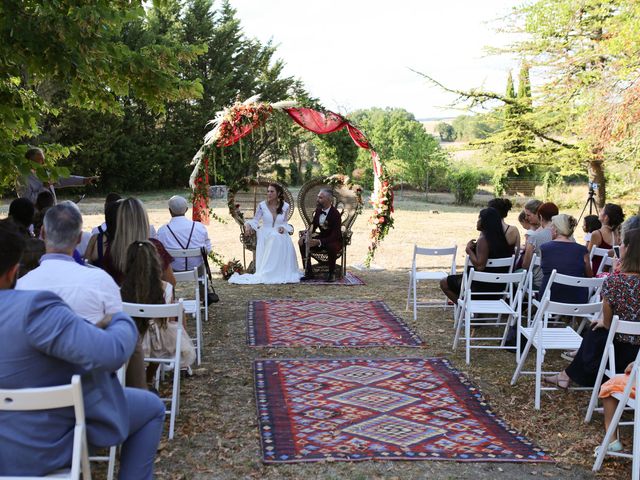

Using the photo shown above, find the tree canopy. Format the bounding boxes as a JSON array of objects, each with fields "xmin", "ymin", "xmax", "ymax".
[
  {"xmin": 0, "ymin": 0, "xmax": 204, "ymax": 190},
  {"xmin": 349, "ymin": 108, "xmax": 449, "ymax": 191},
  {"xmin": 0, "ymin": 0, "xmax": 307, "ymax": 193},
  {"xmin": 416, "ymin": 0, "xmax": 640, "ymax": 205}
]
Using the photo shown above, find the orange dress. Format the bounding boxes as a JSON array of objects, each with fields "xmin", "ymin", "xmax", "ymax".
[{"xmin": 599, "ymin": 373, "xmax": 636, "ymax": 399}]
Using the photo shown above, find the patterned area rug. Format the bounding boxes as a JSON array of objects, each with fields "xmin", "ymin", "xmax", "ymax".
[
  {"xmin": 254, "ymin": 358, "xmax": 553, "ymax": 464},
  {"xmin": 247, "ymin": 300, "xmax": 423, "ymax": 347},
  {"xmin": 300, "ymin": 272, "xmax": 365, "ymax": 286}
]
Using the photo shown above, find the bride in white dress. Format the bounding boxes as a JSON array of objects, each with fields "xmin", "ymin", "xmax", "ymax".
[{"xmin": 228, "ymin": 183, "xmax": 302, "ymax": 284}]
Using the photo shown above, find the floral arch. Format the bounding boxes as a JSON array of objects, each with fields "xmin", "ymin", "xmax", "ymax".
[{"xmin": 189, "ymin": 96, "xmax": 394, "ymax": 266}]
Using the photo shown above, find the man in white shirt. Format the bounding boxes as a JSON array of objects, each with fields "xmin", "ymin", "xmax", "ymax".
[
  {"xmin": 157, "ymin": 195, "xmax": 211, "ymax": 272},
  {"xmin": 158, "ymin": 195, "xmax": 216, "ymax": 304},
  {"xmin": 17, "ymin": 201, "xmax": 122, "ymax": 325}
]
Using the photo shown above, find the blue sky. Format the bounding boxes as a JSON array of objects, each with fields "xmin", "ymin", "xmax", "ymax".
[{"xmin": 231, "ymin": 0, "xmax": 523, "ymax": 119}]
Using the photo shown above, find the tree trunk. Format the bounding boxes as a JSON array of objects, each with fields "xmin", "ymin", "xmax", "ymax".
[{"xmin": 588, "ymin": 153, "xmax": 606, "ymax": 208}]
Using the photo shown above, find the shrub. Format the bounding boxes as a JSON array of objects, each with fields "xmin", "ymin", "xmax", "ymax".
[{"xmin": 448, "ymin": 167, "xmax": 481, "ymax": 205}]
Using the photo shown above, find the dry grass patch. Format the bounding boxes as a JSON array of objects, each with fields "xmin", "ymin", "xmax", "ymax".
[{"xmin": 3, "ymin": 190, "xmax": 632, "ymax": 478}]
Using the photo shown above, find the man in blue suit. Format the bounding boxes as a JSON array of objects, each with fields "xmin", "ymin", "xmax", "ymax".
[{"xmin": 0, "ymin": 219, "xmax": 165, "ymax": 479}]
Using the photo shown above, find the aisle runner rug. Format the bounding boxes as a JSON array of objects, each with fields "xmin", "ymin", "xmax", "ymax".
[
  {"xmin": 247, "ymin": 300, "xmax": 423, "ymax": 347},
  {"xmin": 254, "ymin": 358, "xmax": 553, "ymax": 464},
  {"xmin": 301, "ymin": 272, "xmax": 365, "ymax": 286}
]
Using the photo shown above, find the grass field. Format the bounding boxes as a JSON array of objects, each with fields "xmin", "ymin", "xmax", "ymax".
[{"xmin": 2, "ymin": 189, "xmax": 632, "ymax": 479}]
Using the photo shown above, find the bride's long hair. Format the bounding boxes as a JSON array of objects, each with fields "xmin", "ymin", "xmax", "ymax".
[{"xmin": 269, "ymin": 183, "xmax": 285, "ymax": 215}]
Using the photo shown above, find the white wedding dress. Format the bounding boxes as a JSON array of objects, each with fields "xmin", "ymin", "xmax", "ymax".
[{"xmin": 228, "ymin": 201, "xmax": 302, "ymax": 284}]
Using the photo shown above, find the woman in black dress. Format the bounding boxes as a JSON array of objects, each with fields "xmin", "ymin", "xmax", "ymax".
[{"xmin": 440, "ymin": 207, "xmax": 513, "ymax": 302}]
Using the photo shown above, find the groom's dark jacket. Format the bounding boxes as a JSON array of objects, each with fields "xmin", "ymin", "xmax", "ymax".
[{"xmin": 311, "ymin": 205, "xmax": 342, "ymax": 252}]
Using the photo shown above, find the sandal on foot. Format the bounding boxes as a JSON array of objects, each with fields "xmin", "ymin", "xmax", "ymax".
[
  {"xmin": 542, "ymin": 373, "xmax": 571, "ymax": 389},
  {"xmin": 561, "ymin": 350, "xmax": 577, "ymax": 362},
  {"xmin": 594, "ymin": 439, "xmax": 623, "ymax": 457}
]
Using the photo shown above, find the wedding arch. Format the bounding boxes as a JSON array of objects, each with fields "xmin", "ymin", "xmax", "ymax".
[{"xmin": 188, "ymin": 95, "xmax": 394, "ymax": 266}]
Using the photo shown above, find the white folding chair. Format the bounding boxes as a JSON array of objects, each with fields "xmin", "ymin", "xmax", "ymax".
[
  {"xmin": 511, "ymin": 272, "xmax": 604, "ymax": 409},
  {"xmin": 596, "ymin": 255, "xmax": 618, "ymax": 276},
  {"xmin": 526, "ymin": 253, "xmax": 541, "ymax": 327},
  {"xmin": 453, "ymin": 267, "xmax": 526, "ymax": 364},
  {"xmin": 123, "ymin": 300, "xmax": 184, "ymax": 440},
  {"xmin": 405, "ymin": 244, "xmax": 457, "ymax": 320},
  {"xmin": 173, "ymin": 268, "xmax": 202, "ymax": 366},
  {"xmin": 590, "ymin": 246, "xmax": 610, "ymax": 273},
  {"xmin": 452, "ymin": 255, "xmax": 516, "ymax": 331},
  {"xmin": 0, "ymin": 375, "xmax": 91, "ymax": 480},
  {"xmin": 165, "ymin": 247, "xmax": 209, "ymax": 323},
  {"xmin": 585, "ymin": 315, "xmax": 640, "ymax": 423},
  {"xmin": 592, "ymin": 348, "xmax": 640, "ymax": 477}
]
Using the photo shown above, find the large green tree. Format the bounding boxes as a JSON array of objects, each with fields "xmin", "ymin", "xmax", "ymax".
[
  {"xmin": 159, "ymin": 0, "xmax": 305, "ymax": 186},
  {"xmin": 0, "ymin": 0, "xmax": 203, "ymax": 191},
  {"xmin": 417, "ymin": 0, "xmax": 640, "ymax": 205},
  {"xmin": 36, "ymin": 0, "xmax": 308, "ymax": 191},
  {"xmin": 349, "ymin": 108, "xmax": 449, "ymax": 191}
]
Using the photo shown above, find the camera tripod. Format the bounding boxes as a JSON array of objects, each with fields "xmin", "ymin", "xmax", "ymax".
[{"xmin": 577, "ymin": 186, "xmax": 599, "ymax": 224}]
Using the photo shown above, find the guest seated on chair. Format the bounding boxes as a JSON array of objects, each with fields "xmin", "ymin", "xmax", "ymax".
[
  {"xmin": 596, "ymin": 359, "xmax": 637, "ymax": 455},
  {"xmin": 488, "ymin": 197, "xmax": 520, "ymax": 255},
  {"xmin": 17, "ymin": 201, "xmax": 122, "ymax": 326},
  {"xmin": 582, "ymin": 214, "xmax": 602, "ymax": 246},
  {"xmin": 298, "ymin": 188, "xmax": 342, "ymax": 282},
  {"xmin": 440, "ymin": 207, "xmax": 513, "ymax": 303},
  {"xmin": 157, "ymin": 195, "xmax": 216, "ymax": 304},
  {"xmin": 157, "ymin": 195, "xmax": 211, "ymax": 272},
  {"xmin": 33, "ymin": 190, "xmax": 55, "ymax": 238},
  {"xmin": 102, "ymin": 197, "xmax": 175, "ymax": 287},
  {"xmin": 588, "ymin": 203, "xmax": 625, "ymax": 274},
  {"xmin": 8, "ymin": 197, "xmax": 45, "ymax": 276},
  {"xmin": 120, "ymin": 241, "xmax": 195, "ymax": 389},
  {"xmin": 84, "ymin": 198, "xmax": 121, "ymax": 268},
  {"xmin": 544, "ymin": 219, "xmax": 640, "ymax": 389},
  {"xmin": 522, "ymin": 202, "xmax": 559, "ymax": 290},
  {"xmin": 0, "ymin": 219, "xmax": 165, "ymax": 479},
  {"xmin": 91, "ymin": 192, "xmax": 122, "ymax": 237},
  {"xmin": 538, "ymin": 214, "xmax": 593, "ymax": 304}
]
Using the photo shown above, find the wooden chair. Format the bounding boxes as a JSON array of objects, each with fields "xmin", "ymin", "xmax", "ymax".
[
  {"xmin": 296, "ymin": 178, "xmax": 363, "ymax": 278},
  {"xmin": 227, "ymin": 177, "xmax": 295, "ymax": 273}
]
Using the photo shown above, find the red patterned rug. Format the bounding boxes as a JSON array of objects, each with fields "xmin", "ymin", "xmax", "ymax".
[
  {"xmin": 254, "ymin": 358, "xmax": 553, "ymax": 464},
  {"xmin": 247, "ymin": 300, "xmax": 423, "ymax": 347},
  {"xmin": 300, "ymin": 272, "xmax": 365, "ymax": 286}
]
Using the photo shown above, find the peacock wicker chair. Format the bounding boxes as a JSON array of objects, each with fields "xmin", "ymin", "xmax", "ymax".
[
  {"xmin": 296, "ymin": 177, "xmax": 362, "ymax": 278},
  {"xmin": 227, "ymin": 177, "xmax": 295, "ymax": 273}
]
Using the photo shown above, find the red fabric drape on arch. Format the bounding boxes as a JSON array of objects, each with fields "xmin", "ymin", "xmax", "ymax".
[{"xmin": 284, "ymin": 108, "xmax": 379, "ymax": 161}]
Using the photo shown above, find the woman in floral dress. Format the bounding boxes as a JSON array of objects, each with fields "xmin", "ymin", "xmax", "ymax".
[{"xmin": 544, "ymin": 218, "xmax": 640, "ymax": 389}]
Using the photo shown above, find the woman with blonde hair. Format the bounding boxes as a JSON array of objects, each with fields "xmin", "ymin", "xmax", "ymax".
[
  {"xmin": 538, "ymin": 214, "xmax": 593, "ymax": 303},
  {"xmin": 103, "ymin": 197, "xmax": 175, "ymax": 286}
]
